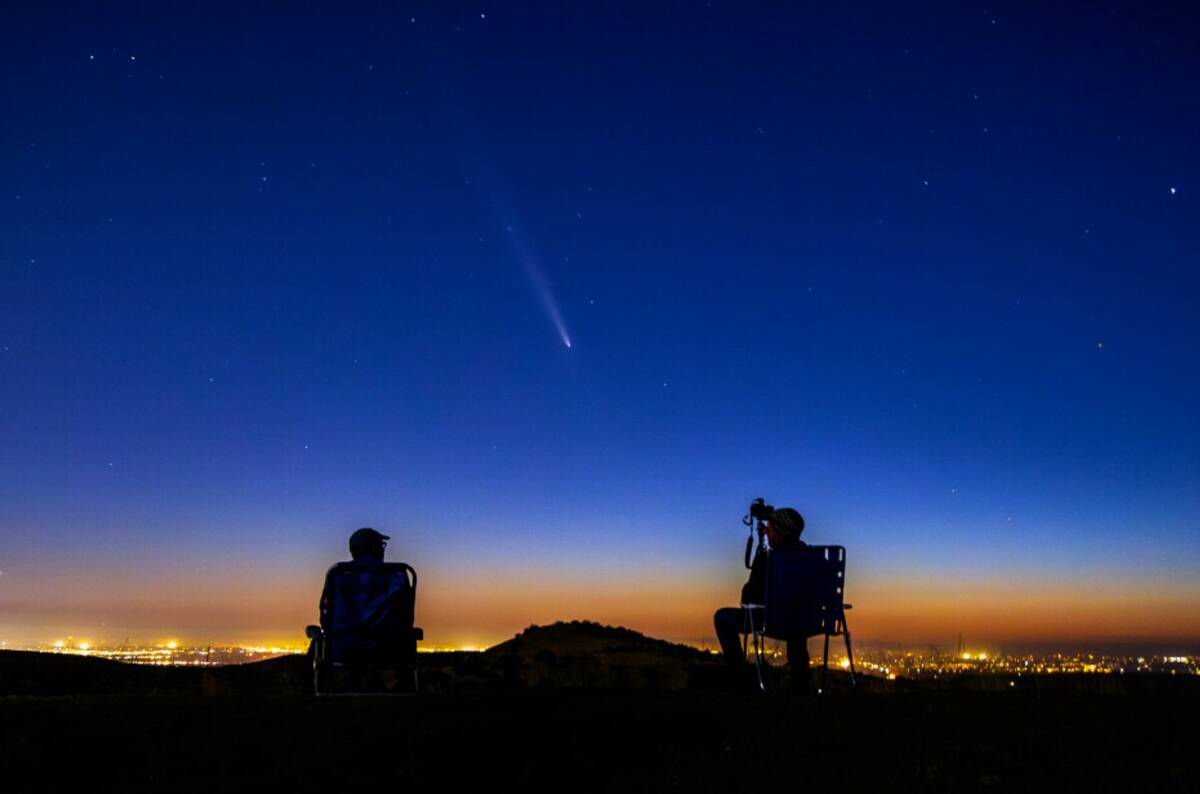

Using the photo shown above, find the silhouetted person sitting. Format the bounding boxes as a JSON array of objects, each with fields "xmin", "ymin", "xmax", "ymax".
[
  {"xmin": 713, "ymin": 507, "xmax": 811, "ymax": 687},
  {"xmin": 308, "ymin": 527, "xmax": 421, "ymax": 693}
]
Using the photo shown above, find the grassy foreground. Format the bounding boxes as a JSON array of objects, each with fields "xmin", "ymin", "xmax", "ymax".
[{"xmin": 2, "ymin": 688, "xmax": 1196, "ymax": 791}]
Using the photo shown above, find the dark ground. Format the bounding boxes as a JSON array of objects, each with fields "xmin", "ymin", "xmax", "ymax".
[
  {"xmin": 4, "ymin": 687, "xmax": 1196, "ymax": 791},
  {"xmin": 2, "ymin": 623, "xmax": 1196, "ymax": 792}
]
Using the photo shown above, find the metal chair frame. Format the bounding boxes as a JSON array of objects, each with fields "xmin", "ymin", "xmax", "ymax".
[{"xmin": 742, "ymin": 544, "xmax": 857, "ymax": 693}]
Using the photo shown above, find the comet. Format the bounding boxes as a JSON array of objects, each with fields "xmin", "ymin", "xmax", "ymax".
[{"xmin": 503, "ymin": 222, "xmax": 573, "ymax": 349}]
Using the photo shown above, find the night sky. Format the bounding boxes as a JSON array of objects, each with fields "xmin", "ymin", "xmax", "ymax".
[{"xmin": 2, "ymin": 2, "xmax": 1198, "ymax": 650}]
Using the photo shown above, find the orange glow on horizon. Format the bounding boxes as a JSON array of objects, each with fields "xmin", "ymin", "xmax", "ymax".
[{"xmin": 3, "ymin": 561, "xmax": 1198, "ymax": 649}]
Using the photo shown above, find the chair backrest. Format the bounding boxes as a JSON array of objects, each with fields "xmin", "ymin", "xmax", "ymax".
[
  {"xmin": 763, "ymin": 544, "xmax": 848, "ymax": 640},
  {"xmin": 322, "ymin": 561, "xmax": 417, "ymax": 665}
]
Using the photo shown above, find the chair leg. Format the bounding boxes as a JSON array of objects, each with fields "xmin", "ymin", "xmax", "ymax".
[
  {"xmin": 821, "ymin": 632, "xmax": 831, "ymax": 693},
  {"xmin": 741, "ymin": 608, "xmax": 749, "ymax": 659},
  {"xmin": 742, "ymin": 606, "xmax": 765, "ymax": 691},
  {"xmin": 311, "ymin": 639, "xmax": 325, "ymax": 696},
  {"xmin": 843, "ymin": 620, "xmax": 858, "ymax": 689},
  {"xmin": 752, "ymin": 631, "xmax": 765, "ymax": 691}
]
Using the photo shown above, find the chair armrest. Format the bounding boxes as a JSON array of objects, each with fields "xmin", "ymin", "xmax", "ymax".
[
  {"xmin": 412, "ymin": 627, "xmax": 423, "ymax": 642},
  {"xmin": 305, "ymin": 625, "xmax": 324, "ymax": 640},
  {"xmin": 843, "ymin": 604, "xmax": 853, "ymax": 610},
  {"xmin": 740, "ymin": 603, "xmax": 765, "ymax": 610}
]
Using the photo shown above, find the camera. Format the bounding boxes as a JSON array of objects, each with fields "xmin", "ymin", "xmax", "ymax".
[
  {"xmin": 746, "ymin": 497, "xmax": 774, "ymax": 523},
  {"xmin": 742, "ymin": 497, "xmax": 774, "ymax": 569}
]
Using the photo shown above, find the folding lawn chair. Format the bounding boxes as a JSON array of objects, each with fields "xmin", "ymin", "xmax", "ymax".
[
  {"xmin": 743, "ymin": 544, "xmax": 857, "ymax": 693},
  {"xmin": 306, "ymin": 561, "xmax": 423, "ymax": 695}
]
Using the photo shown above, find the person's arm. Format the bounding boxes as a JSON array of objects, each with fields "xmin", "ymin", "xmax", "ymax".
[{"xmin": 741, "ymin": 548, "xmax": 766, "ymax": 604}]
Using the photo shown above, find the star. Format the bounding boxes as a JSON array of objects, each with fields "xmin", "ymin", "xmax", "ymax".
[{"xmin": 1169, "ymin": 187, "xmax": 1177, "ymax": 195}]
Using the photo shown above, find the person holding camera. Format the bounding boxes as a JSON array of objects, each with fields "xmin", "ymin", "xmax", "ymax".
[{"xmin": 712, "ymin": 506, "xmax": 811, "ymax": 687}]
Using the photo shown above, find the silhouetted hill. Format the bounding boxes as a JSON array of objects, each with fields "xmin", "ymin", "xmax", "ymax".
[
  {"xmin": 486, "ymin": 620, "xmax": 709, "ymax": 659},
  {"xmin": 415, "ymin": 620, "xmax": 718, "ymax": 691}
]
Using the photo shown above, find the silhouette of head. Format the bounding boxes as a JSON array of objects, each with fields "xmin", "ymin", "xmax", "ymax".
[
  {"xmin": 767, "ymin": 507, "xmax": 804, "ymax": 544},
  {"xmin": 348, "ymin": 527, "xmax": 389, "ymax": 562}
]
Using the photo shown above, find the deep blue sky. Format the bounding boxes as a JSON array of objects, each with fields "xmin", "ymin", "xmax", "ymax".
[{"xmin": 1, "ymin": 2, "xmax": 1197, "ymax": 647}]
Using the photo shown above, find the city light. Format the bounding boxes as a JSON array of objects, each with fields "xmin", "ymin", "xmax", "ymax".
[
  {"xmin": 11, "ymin": 638, "xmax": 1200, "ymax": 677},
  {"xmin": 832, "ymin": 648, "xmax": 1200, "ymax": 679}
]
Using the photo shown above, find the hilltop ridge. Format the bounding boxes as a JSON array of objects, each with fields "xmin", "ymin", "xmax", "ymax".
[
  {"xmin": 486, "ymin": 620, "xmax": 710, "ymax": 659},
  {"xmin": 419, "ymin": 620, "xmax": 716, "ymax": 691}
]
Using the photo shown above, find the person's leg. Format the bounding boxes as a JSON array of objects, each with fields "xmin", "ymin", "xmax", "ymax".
[
  {"xmin": 786, "ymin": 637, "xmax": 812, "ymax": 691},
  {"xmin": 713, "ymin": 608, "xmax": 748, "ymax": 666}
]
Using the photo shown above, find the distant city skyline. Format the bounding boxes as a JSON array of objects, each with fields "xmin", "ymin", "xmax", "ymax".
[{"xmin": 2, "ymin": 3, "xmax": 1198, "ymax": 650}]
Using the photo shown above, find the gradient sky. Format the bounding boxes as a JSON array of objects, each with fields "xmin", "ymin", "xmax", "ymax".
[{"xmin": 2, "ymin": 2, "xmax": 1198, "ymax": 651}]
